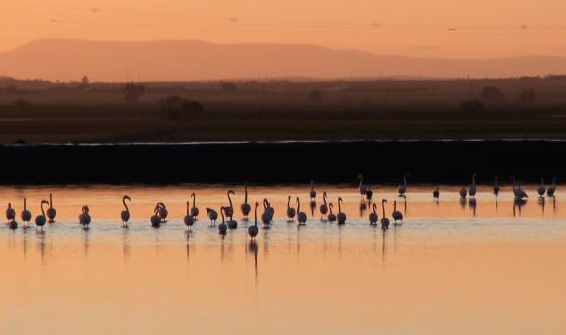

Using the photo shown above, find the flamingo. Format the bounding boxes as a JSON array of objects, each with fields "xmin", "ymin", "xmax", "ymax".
[
  {"xmin": 286, "ymin": 196, "xmax": 296, "ymax": 222},
  {"xmin": 357, "ymin": 174, "xmax": 368, "ymax": 201},
  {"xmin": 121, "ymin": 195, "xmax": 131, "ymax": 227},
  {"xmin": 47, "ymin": 193, "xmax": 56, "ymax": 223},
  {"xmin": 398, "ymin": 173, "xmax": 408, "ymax": 196},
  {"xmin": 206, "ymin": 207, "xmax": 218, "ymax": 226},
  {"xmin": 369, "ymin": 203, "xmax": 378, "ymax": 226},
  {"xmin": 184, "ymin": 201, "xmax": 195, "ymax": 230},
  {"xmin": 224, "ymin": 190, "xmax": 235, "ymax": 219},
  {"xmin": 538, "ymin": 178, "xmax": 546, "ymax": 198},
  {"xmin": 365, "ymin": 185, "xmax": 373, "ymax": 203},
  {"xmin": 493, "ymin": 176, "xmax": 500, "ymax": 197},
  {"xmin": 432, "ymin": 187, "xmax": 440, "ymax": 199},
  {"xmin": 227, "ymin": 214, "xmax": 238, "ymax": 230},
  {"xmin": 79, "ymin": 205, "xmax": 91, "ymax": 228},
  {"xmin": 35, "ymin": 200, "xmax": 49, "ymax": 231},
  {"xmin": 21, "ymin": 198, "xmax": 32, "ymax": 227},
  {"xmin": 8, "ymin": 218, "xmax": 17, "ymax": 230},
  {"xmin": 392, "ymin": 200, "xmax": 404, "ymax": 224},
  {"xmin": 309, "ymin": 180, "xmax": 317, "ymax": 199},
  {"xmin": 319, "ymin": 191, "xmax": 328, "ymax": 221},
  {"xmin": 459, "ymin": 186, "xmax": 468, "ymax": 199},
  {"xmin": 264, "ymin": 199, "xmax": 275, "ymax": 222},
  {"xmin": 512, "ymin": 178, "xmax": 528, "ymax": 200},
  {"xmin": 190, "ymin": 192, "xmax": 199, "ymax": 219},
  {"xmin": 380, "ymin": 199, "xmax": 390, "ymax": 229},
  {"xmin": 328, "ymin": 203, "xmax": 337, "ymax": 223},
  {"xmin": 218, "ymin": 206, "xmax": 228, "ymax": 235},
  {"xmin": 469, "ymin": 173, "xmax": 477, "ymax": 198},
  {"xmin": 6, "ymin": 202, "xmax": 15, "ymax": 221},
  {"xmin": 297, "ymin": 197, "xmax": 307, "ymax": 226},
  {"xmin": 241, "ymin": 183, "xmax": 251, "ymax": 220},
  {"xmin": 150, "ymin": 206, "xmax": 161, "ymax": 227},
  {"xmin": 248, "ymin": 202, "xmax": 259, "ymax": 240},
  {"xmin": 547, "ymin": 177, "xmax": 557, "ymax": 197},
  {"xmin": 156, "ymin": 202, "xmax": 168, "ymax": 222},
  {"xmin": 261, "ymin": 199, "xmax": 272, "ymax": 227},
  {"xmin": 337, "ymin": 197, "xmax": 346, "ymax": 225}
]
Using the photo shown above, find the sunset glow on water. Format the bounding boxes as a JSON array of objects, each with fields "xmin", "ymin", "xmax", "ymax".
[{"xmin": 0, "ymin": 184, "xmax": 565, "ymax": 334}]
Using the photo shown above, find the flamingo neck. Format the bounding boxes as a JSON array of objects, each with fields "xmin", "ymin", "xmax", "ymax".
[{"xmin": 254, "ymin": 204, "xmax": 258, "ymax": 226}]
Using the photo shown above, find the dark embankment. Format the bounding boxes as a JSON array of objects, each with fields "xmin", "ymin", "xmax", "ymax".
[{"xmin": 0, "ymin": 140, "xmax": 562, "ymax": 185}]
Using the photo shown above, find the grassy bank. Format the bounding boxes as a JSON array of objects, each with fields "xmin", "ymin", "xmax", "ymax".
[{"xmin": 1, "ymin": 77, "xmax": 566, "ymax": 143}]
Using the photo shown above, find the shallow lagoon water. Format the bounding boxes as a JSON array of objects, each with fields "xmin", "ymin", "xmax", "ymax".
[{"xmin": 1, "ymin": 184, "xmax": 565, "ymax": 334}]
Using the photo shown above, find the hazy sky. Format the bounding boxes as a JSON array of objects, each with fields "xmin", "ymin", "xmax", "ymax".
[{"xmin": 1, "ymin": 0, "xmax": 566, "ymax": 58}]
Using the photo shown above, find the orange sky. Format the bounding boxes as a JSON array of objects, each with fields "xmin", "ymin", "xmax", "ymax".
[{"xmin": 1, "ymin": 0, "xmax": 566, "ymax": 58}]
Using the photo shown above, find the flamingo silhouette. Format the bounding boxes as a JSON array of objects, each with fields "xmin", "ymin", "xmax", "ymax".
[
  {"xmin": 297, "ymin": 197, "xmax": 307, "ymax": 226},
  {"xmin": 337, "ymin": 197, "xmax": 346, "ymax": 225},
  {"xmin": 47, "ymin": 193, "xmax": 57, "ymax": 223},
  {"xmin": 21, "ymin": 198, "xmax": 32, "ymax": 228},
  {"xmin": 35, "ymin": 200, "xmax": 49, "ymax": 231},
  {"xmin": 319, "ymin": 191, "xmax": 328, "ymax": 221},
  {"xmin": 184, "ymin": 201, "xmax": 195, "ymax": 230},
  {"xmin": 328, "ymin": 203, "xmax": 337, "ymax": 223},
  {"xmin": 248, "ymin": 202, "xmax": 259, "ymax": 240},
  {"xmin": 241, "ymin": 183, "xmax": 251, "ymax": 220},
  {"xmin": 380, "ymin": 199, "xmax": 390, "ymax": 229},
  {"xmin": 190, "ymin": 192, "xmax": 199, "ymax": 219},
  {"xmin": 121, "ymin": 195, "xmax": 131, "ymax": 227},
  {"xmin": 286, "ymin": 196, "xmax": 296, "ymax": 222},
  {"xmin": 392, "ymin": 200, "xmax": 404, "ymax": 224},
  {"xmin": 369, "ymin": 203, "xmax": 378, "ymax": 226}
]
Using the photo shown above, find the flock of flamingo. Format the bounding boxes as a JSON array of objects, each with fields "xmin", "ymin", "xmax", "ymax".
[{"xmin": 2, "ymin": 174, "xmax": 559, "ymax": 239}]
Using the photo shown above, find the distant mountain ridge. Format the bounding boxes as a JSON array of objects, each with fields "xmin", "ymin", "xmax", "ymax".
[{"xmin": 0, "ymin": 39, "xmax": 565, "ymax": 81}]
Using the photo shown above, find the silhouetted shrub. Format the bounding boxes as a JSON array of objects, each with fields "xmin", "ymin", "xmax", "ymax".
[
  {"xmin": 460, "ymin": 99, "xmax": 485, "ymax": 113},
  {"xmin": 123, "ymin": 82, "xmax": 145, "ymax": 105},
  {"xmin": 480, "ymin": 86, "xmax": 505, "ymax": 102},
  {"xmin": 160, "ymin": 95, "xmax": 204, "ymax": 121}
]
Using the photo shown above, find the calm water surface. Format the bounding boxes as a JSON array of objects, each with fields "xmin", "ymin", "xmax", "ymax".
[{"xmin": 0, "ymin": 184, "xmax": 565, "ymax": 334}]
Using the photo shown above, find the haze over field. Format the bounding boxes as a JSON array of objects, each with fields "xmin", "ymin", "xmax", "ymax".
[{"xmin": 1, "ymin": 39, "xmax": 566, "ymax": 82}]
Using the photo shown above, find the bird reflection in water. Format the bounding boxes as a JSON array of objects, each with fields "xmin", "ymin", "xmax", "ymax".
[
  {"xmin": 381, "ymin": 228, "xmax": 388, "ymax": 266},
  {"xmin": 83, "ymin": 227, "xmax": 90, "ymax": 258},
  {"xmin": 432, "ymin": 187, "xmax": 440, "ymax": 206},
  {"xmin": 513, "ymin": 198, "xmax": 527, "ymax": 217},
  {"xmin": 399, "ymin": 194, "xmax": 407, "ymax": 218},
  {"xmin": 310, "ymin": 200, "xmax": 316, "ymax": 216},
  {"xmin": 248, "ymin": 241, "xmax": 258, "ymax": 280},
  {"xmin": 469, "ymin": 198, "xmax": 477, "ymax": 217},
  {"xmin": 36, "ymin": 229, "xmax": 47, "ymax": 265},
  {"xmin": 220, "ymin": 237, "xmax": 226, "ymax": 263},
  {"xmin": 459, "ymin": 197, "xmax": 467, "ymax": 209},
  {"xmin": 359, "ymin": 201, "xmax": 367, "ymax": 217},
  {"xmin": 121, "ymin": 228, "xmax": 131, "ymax": 263},
  {"xmin": 538, "ymin": 196, "xmax": 545, "ymax": 216}
]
